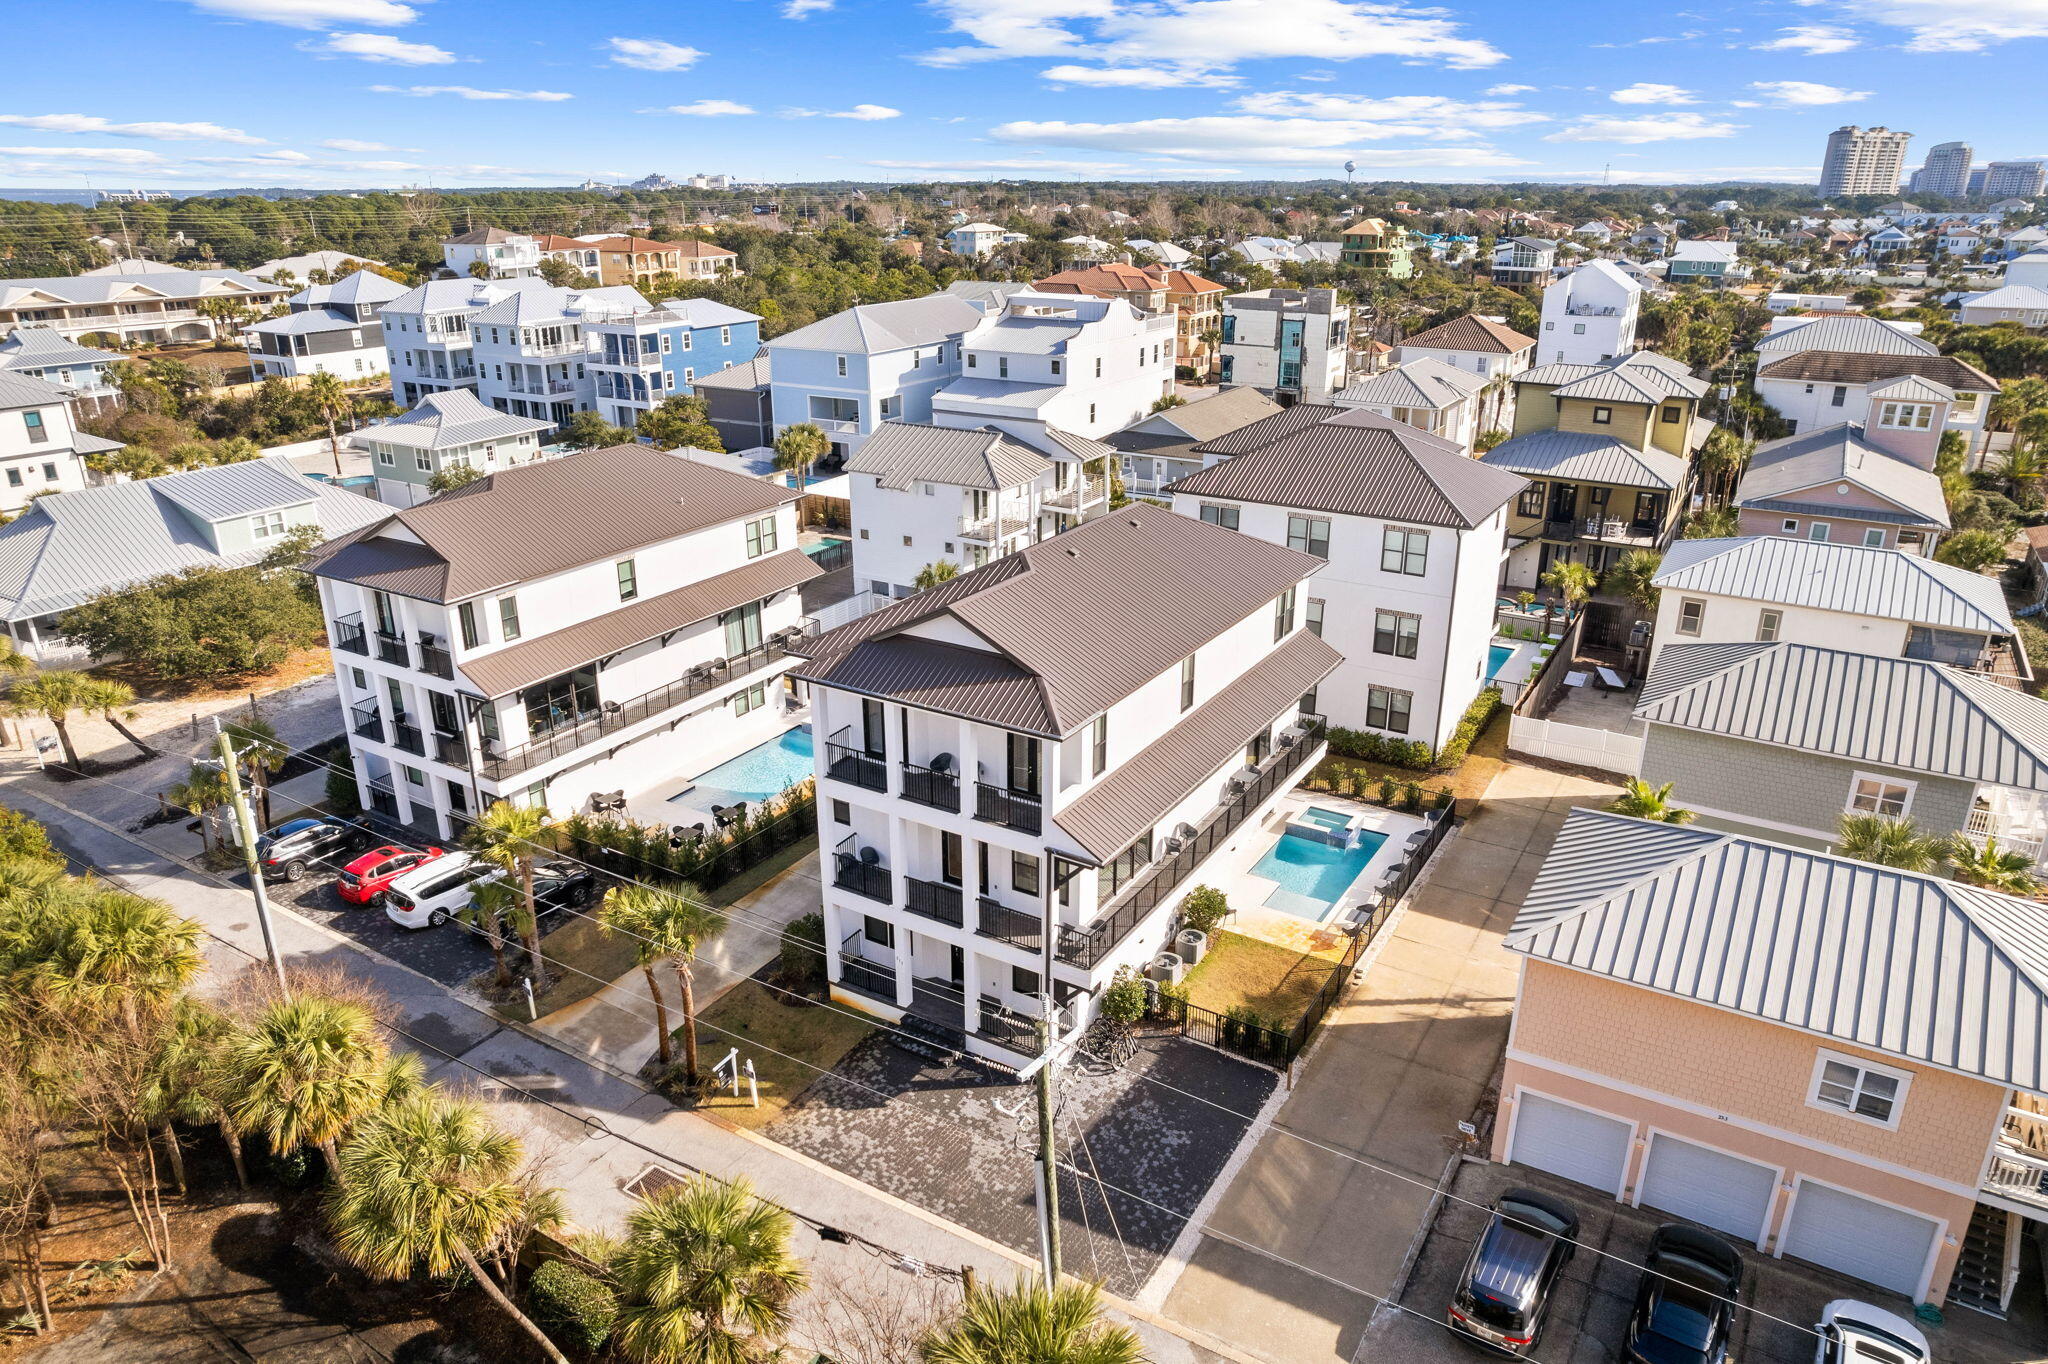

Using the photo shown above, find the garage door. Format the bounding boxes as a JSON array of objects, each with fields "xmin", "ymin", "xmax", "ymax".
[
  {"xmin": 1779, "ymin": 1182, "xmax": 1939, "ymax": 1298},
  {"xmin": 1508, "ymin": 1093, "xmax": 1631, "ymax": 1196},
  {"xmin": 1637, "ymin": 1134, "xmax": 1776, "ymax": 1243}
]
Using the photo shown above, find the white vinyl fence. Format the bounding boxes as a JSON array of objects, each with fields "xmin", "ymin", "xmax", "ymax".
[{"xmin": 1507, "ymin": 714, "xmax": 1643, "ymax": 776}]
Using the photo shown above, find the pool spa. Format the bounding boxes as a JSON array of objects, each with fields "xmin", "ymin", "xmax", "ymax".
[{"xmin": 1250, "ymin": 805, "xmax": 1394, "ymax": 921}]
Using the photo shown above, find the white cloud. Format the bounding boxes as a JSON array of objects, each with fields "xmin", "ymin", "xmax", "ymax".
[
  {"xmin": 1544, "ymin": 112, "xmax": 1741, "ymax": 143},
  {"xmin": 783, "ymin": 103, "xmax": 902, "ymax": 119},
  {"xmin": 868, "ymin": 157, "xmax": 1160, "ymax": 174},
  {"xmin": 988, "ymin": 115, "xmax": 1529, "ymax": 167},
  {"xmin": 1609, "ymin": 82, "xmax": 1698, "ymax": 104},
  {"xmin": 1232, "ymin": 92, "xmax": 1548, "ymax": 134},
  {"xmin": 1040, "ymin": 64, "xmax": 1240, "ymax": 88},
  {"xmin": 310, "ymin": 31, "xmax": 457, "ymax": 62},
  {"xmin": 1748, "ymin": 79, "xmax": 1870, "ymax": 104},
  {"xmin": 0, "ymin": 145, "xmax": 167, "ymax": 164},
  {"xmin": 605, "ymin": 38, "xmax": 704, "ymax": 71},
  {"xmin": 370, "ymin": 84, "xmax": 573, "ymax": 100},
  {"xmin": 644, "ymin": 99, "xmax": 756, "ymax": 116},
  {"xmin": 1818, "ymin": 0, "xmax": 2048, "ymax": 51},
  {"xmin": 320, "ymin": 137, "xmax": 405, "ymax": 150},
  {"xmin": 182, "ymin": 0, "xmax": 418, "ymax": 28},
  {"xmin": 783, "ymin": 0, "xmax": 833, "ymax": 15},
  {"xmin": 0, "ymin": 114, "xmax": 268, "ymax": 144},
  {"xmin": 1484, "ymin": 83, "xmax": 1537, "ymax": 95},
  {"xmin": 918, "ymin": 0, "xmax": 1504, "ymax": 72},
  {"xmin": 1753, "ymin": 24, "xmax": 1860, "ymax": 53}
]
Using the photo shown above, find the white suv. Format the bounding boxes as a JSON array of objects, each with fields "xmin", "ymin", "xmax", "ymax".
[{"xmin": 383, "ymin": 853, "xmax": 487, "ymax": 930}]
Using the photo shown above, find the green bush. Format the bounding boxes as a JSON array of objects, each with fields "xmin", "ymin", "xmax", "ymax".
[
  {"xmin": 1433, "ymin": 686, "xmax": 1503, "ymax": 772},
  {"xmin": 1402, "ymin": 781, "xmax": 1424, "ymax": 812},
  {"xmin": 0, "ymin": 808, "xmax": 61, "ymax": 868},
  {"xmin": 529, "ymin": 1259, "xmax": 618, "ymax": 1353},
  {"xmin": 1180, "ymin": 884, "xmax": 1230, "ymax": 934},
  {"xmin": 324, "ymin": 765, "xmax": 361, "ymax": 817},
  {"xmin": 779, "ymin": 911, "xmax": 827, "ymax": 993},
  {"xmin": 1377, "ymin": 775, "xmax": 1399, "ymax": 806},
  {"xmin": 1100, "ymin": 970, "xmax": 1147, "ymax": 1025}
]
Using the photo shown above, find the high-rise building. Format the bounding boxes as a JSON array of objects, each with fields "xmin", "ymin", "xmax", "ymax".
[
  {"xmin": 1819, "ymin": 125, "xmax": 1913, "ymax": 197},
  {"xmin": 1908, "ymin": 141, "xmax": 1972, "ymax": 198},
  {"xmin": 1968, "ymin": 167, "xmax": 1990, "ymax": 196},
  {"xmin": 1983, "ymin": 159, "xmax": 2048, "ymax": 199}
]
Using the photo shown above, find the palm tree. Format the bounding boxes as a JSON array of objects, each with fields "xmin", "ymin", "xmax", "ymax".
[
  {"xmin": 1602, "ymin": 550, "xmax": 1663, "ymax": 615},
  {"xmin": 166, "ymin": 762, "xmax": 231, "ymax": 856},
  {"xmin": 221, "ymin": 992, "xmax": 388, "ymax": 1176},
  {"xmin": 913, "ymin": 560, "xmax": 960, "ymax": 592},
  {"xmin": 460, "ymin": 876, "xmax": 520, "ymax": 991},
  {"xmin": 9, "ymin": 670, "xmax": 96, "ymax": 768},
  {"xmin": 1943, "ymin": 834, "xmax": 2044, "ymax": 894},
  {"xmin": 598, "ymin": 884, "xmax": 676, "ymax": 1068},
  {"xmin": 1606, "ymin": 778, "xmax": 1696, "ymax": 825},
  {"xmin": 1988, "ymin": 376, "xmax": 2048, "ymax": 436},
  {"xmin": 771, "ymin": 422, "xmax": 831, "ymax": 488},
  {"xmin": 1835, "ymin": 814, "xmax": 1948, "ymax": 872},
  {"xmin": 918, "ymin": 1279, "xmax": 1145, "ymax": 1364},
  {"xmin": 304, "ymin": 371, "xmax": 353, "ymax": 477},
  {"xmin": 78, "ymin": 677, "xmax": 155, "ymax": 759},
  {"xmin": 1539, "ymin": 559, "xmax": 1597, "ymax": 612},
  {"xmin": 612, "ymin": 1174, "xmax": 808, "ymax": 1364},
  {"xmin": 1682, "ymin": 506, "xmax": 1740, "ymax": 539},
  {"xmin": 326, "ymin": 1091, "xmax": 570, "ymax": 1364},
  {"xmin": 617, "ymin": 885, "xmax": 723, "ymax": 1084},
  {"xmin": 1998, "ymin": 444, "xmax": 2047, "ymax": 507},
  {"xmin": 467, "ymin": 800, "xmax": 553, "ymax": 978},
  {"xmin": 224, "ymin": 714, "xmax": 287, "ymax": 829},
  {"xmin": 141, "ymin": 997, "xmax": 234, "ymax": 1196},
  {"xmin": 21, "ymin": 881, "xmax": 204, "ymax": 1028}
]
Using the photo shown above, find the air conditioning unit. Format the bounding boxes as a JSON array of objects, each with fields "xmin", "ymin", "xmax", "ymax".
[{"xmin": 1144, "ymin": 953, "xmax": 1187, "ymax": 985}]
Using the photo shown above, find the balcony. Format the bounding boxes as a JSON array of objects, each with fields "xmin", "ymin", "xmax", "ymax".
[
  {"xmin": 976, "ymin": 1005, "xmax": 1042, "ymax": 1056},
  {"xmin": 508, "ymin": 378, "xmax": 580, "ymax": 396},
  {"xmin": 974, "ymin": 782, "xmax": 1043, "ymax": 836},
  {"xmin": 433, "ymin": 731, "xmax": 469, "ymax": 768},
  {"xmin": 832, "ymin": 836, "xmax": 891, "ymax": 904},
  {"xmin": 417, "ymin": 638, "xmax": 454, "ymax": 680},
  {"xmin": 375, "ymin": 632, "xmax": 410, "ymax": 667},
  {"xmin": 825, "ymin": 726, "xmax": 888, "ymax": 792},
  {"xmin": 391, "ymin": 720, "xmax": 426, "ymax": 756},
  {"xmin": 958, "ymin": 511, "xmax": 1035, "ymax": 545},
  {"xmin": 810, "ymin": 417, "xmax": 859, "ymax": 435},
  {"xmin": 1985, "ymin": 1104, "xmax": 2048, "ymax": 1212},
  {"xmin": 1561, "ymin": 304, "xmax": 1622, "ymax": 318},
  {"xmin": 1058, "ymin": 715, "xmax": 1326, "ymax": 970},
  {"xmin": 903, "ymin": 876, "xmax": 965, "ymax": 928},
  {"xmin": 368, "ymin": 777, "xmax": 398, "ymax": 818},
  {"xmin": 975, "ymin": 898, "xmax": 1044, "ymax": 953},
  {"xmin": 838, "ymin": 939, "xmax": 897, "ymax": 1006},
  {"xmin": 476, "ymin": 632, "xmax": 811, "ymax": 783},
  {"xmin": 1541, "ymin": 517, "xmax": 1661, "ymax": 547},
  {"xmin": 1042, "ymin": 479, "xmax": 1106, "ymax": 513},
  {"xmin": 519, "ymin": 339, "xmax": 590, "ymax": 358},
  {"xmin": 349, "ymin": 702, "xmax": 383, "ymax": 743},
  {"xmin": 900, "ymin": 760, "xmax": 961, "ymax": 813},
  {"xmin": 334, "ymin": 613, "xmax": 368, "ymax": 656},
  {"xmin": 592, "ymin": 350, "xmax": 664, "ymax": 370}
]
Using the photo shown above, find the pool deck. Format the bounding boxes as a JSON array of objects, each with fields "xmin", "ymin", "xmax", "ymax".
[
  {"xmin": 1201, "ymin": 791, "xmax": 1428, "ymax": 954},
  {"xmin": 619, "ymin": 711, "xmax": 812, "ymax": 829}
]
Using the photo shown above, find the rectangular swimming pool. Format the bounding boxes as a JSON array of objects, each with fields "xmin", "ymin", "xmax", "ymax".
[
  {"xmin": 1486, "ymin": 643, "xmax": 1514, "ymax": 681},
  {"xmin": 669, "ymin": 726, "xmax": 814, "ymax": 812},
  {"xmin": 1251, "ymin": 825, "xmax": 1389, "ymax": 920}
]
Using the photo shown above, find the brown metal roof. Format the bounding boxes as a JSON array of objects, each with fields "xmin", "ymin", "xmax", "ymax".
[
  {"xmin": 1165, "ymin": 407, "xmax": 1528, "ymax": 529},
  {"xmin": 1052, "ymin": 630, "xmax": 1341, "ymax": 862},
  {"xmin": 309, "ymin": 444, "xmax": 799, "ymax": 603},
  {"xmin": 307, "ymin": 528, "xmax": 452, "ymax": 601},
  {"xmin": 1191, "ymin": 402, "xmax": 1348, "ymax": 457},
  {"xmin": 1756, "ymin": 349, "xmax": 1999, "ymax": 392},
  {"xmin": 790, "ymin": 503, "xmax": 1322, "ymax": 737},
  {"xmin": 796, "ymin": 635, "xmax": 1056, "ymax": 736},
  {"xmin": 1399, "ymin": 313, "xmax": 1535, "ymax": 355},
  {"xmin": 458, "ymin": 549, "xmax": 821, "ymax": 698}
]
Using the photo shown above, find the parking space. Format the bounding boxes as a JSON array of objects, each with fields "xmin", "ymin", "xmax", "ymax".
[
  {"xmin": 249, "ymin": 859, "xmax": 497, "ymax": 990},
  {"xmin": 1369, "ymin": 1158, "xmax": 2034, "ymax": 1364}
]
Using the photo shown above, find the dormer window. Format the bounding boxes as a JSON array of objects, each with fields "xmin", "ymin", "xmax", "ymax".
[
  {"xmin": 1876, "ymin": 401, "xmax": 1933, "ymax": 431},
  {"xmin": 250, "ymin": 510, "xmax": 288, "ymax": 541},
  {"xmin": 1591, "ymin": 406, "xmax": 1613, "ymax": 425}
]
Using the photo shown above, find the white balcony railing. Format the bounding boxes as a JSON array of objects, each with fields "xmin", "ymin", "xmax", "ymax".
[
  {"xmin": 519, "ymin": 339, "xmax": 591, "ymax": 358},
  {"xmin": 810, "ymin": 417, "xmax": 859, "ymax": 435},
  {"xmin": 1986, "ymin": 1144, "xmax": 2048, "ymax": 1212},
  {"xmin": 1965, "ymin": 807, "xmax": 2047, "ymax": 865}
]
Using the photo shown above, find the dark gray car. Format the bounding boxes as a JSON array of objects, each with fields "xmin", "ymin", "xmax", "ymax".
[{"xmin": 1448, "ymin": 1188, "xmax": 1580, "ymax": 1354}]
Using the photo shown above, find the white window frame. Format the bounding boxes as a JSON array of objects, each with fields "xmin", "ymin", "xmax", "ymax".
[
  {"xmin": 1846, "ymin": 771, "xmax": 1915, "ymax": 817},
  {"xmin": 1862, "ymin": 527, "xmax": 1886, "ymax": 548},
  {"xmin": 1675, "ymin": 597, "xmax": 1705, "ymax": 637},
  {"xmin": 1757, "ymin": 609, "xmax": 1781, "ymax": 643},
  {"xmin": 1808, "ymin": 521, "xmax": 1831, "ymax": 542},
  {"xmin": 1780, "ymin": 518, "xmax": 1799, "ymax": 534},
  {"xmin": 1806, "ymin": 1049, "xmax": 1911, "ymax": 1131}
]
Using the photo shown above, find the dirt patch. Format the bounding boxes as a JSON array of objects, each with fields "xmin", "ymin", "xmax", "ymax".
[{"xmin": 87, "ymin": 646, "xmax": 336, "ymax": 707}]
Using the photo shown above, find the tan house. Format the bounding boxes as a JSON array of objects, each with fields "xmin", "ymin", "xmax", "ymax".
[
  {"xmin": 536, "ymin": 235, "xmax": 740, "ymax": 287},
  {"xmin": 1034, "ymin": 262, "xmax": 1225, "ymax": 377},
  {"xmin": 1498, "ymin": 809, "xmax": 2048, "ymax": 1315}
]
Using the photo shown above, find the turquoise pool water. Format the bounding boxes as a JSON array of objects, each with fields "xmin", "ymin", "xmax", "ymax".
[
  {"xmin": 670, "ymin": 726, "xmax": 814, "ymax": 811},
  {"xmin": 1294, "ymin": 806, "xmax": 1352, "ymax": 833},
  {"xmin": 803, "ymin": 537, "xmax": 849, "ymax": 557},
  {"xmin": 1486, "ymin": 643, "xmax": 1514, "ymax": 681},
  {"xmin": 1252, "ymin": 826, "xmax": 1389, "ymax": 920}
]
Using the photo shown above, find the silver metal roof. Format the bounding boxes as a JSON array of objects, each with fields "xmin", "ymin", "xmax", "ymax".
[
  {"xmin": 0, "ymin": 327, "xmax": 117, "ymax": 370},
  {"xmin": 151, "ymin": 457, "xmax": 319, "ymax": 522},
  {"xmin": 1478, "ymin": 428, "xmax": 1687, "ymax": 491},
  {"xmin": 1638, "ymin": 641, "xmax": 2048, "ymax": 790},
  {"xmin": 1332, "ymin": 356, "xmax": 1484, "ymax": 411},
  {"xmin": 244, "ymin": 307, "xmax": 368, "ymax": 337},
  {"xmin": 1652, "ymin": 537, "xmax": 2010, "ymax": 633},
  {"xmin": 771, "ymin": 294, "xmax": 985, "ymax": 355},
  {"xmin": 1756, "ymin": 315, "xmax": 1939, "ymax": 358},
  {"xmin": 289, "ymin": 271, "xmax": 408, "ymax": 310},
  {"xmin": 0, "ymin": 371, "xmax": 69, "ymax": 412},
  {"xmin": 844, "ymin": 422, "xmax": 1051, "ymax": 491},
  {"xmin": 1736, "ymin": 428, "xmax": 1949, "ymax": 528},
  {"xmin": 359, "ymin": 389, "xmax": 554, "ymax": 451},
  {"xmin": 1507, "ymin": 808, "xmax": 2048, "ymax": 1095}
]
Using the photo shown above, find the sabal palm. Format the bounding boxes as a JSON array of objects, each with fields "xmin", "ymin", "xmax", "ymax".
[
  {"xmin": 142, "ymin": 997, "xmax": 234, "ymax": 1194},
  {"xmin": 77, "ymin": 677, "xmax": 154, "ymax": 758},
  {"xmin": 466, "ymin": 801, "xmax": 553, "ymax": 975},
  {"xmin": 771, "ymin": 422, "xmax": 829, "ymax": 484},
  {"xmin": 461, "ymin": 876, "xmax": 520, "ymax": 991},
  {"xmin": 8, "ymin": 670, "xmax": 97, "ymax": 767},
  {"xmin": 304, "ymin": 371, "xmax": 352, "ymax": 477},
  {"xmin": 1836, "ymin": 814, "xmax": 1947, "ymax": 872},
  {"xmin": 326, "ymin": 1092, "xmax": 569, "ymax": 1364},
  {"xmin": 1540, "ymin": 559, "xmax": 1597, "ymax": 610},
  {"xmin": 609, "ymin": 884, "xmax": 723, "ymax": 1084},
  {"xmin": 1606, "ymin": 779, "xmax": 1695, "ymax": 826},
  {"xmin": 40, "ymin": 885, "xmax": 202, "ymax": 1026},
  {"xmin": 167, "ymin": 762, "xmax": 231, "ymax": 855},
  {"xmin": 612, "ymin": 1174, "xmax": 807, "ymax": 1364},
  {"xmin": 1683, "ymin": 506, "xmax": 1740, "ymax": 539},
  {"xmin": 598, "ymin": 884, "xmax": 676, "ymax": 1067},
  {"xmin": 1603, "ymin": 550, "xmax": 1663, "ymax": 614},
  {"xmin": 918, "ymin": 1279, "xmax": 1145, "ymax": 1364},
  {"xmin": 221, "ymin": 993, "xmax": 388, "ymax": 1174},
  {"xmin": 1943, "ymin": 834, "xmax": 2044, "ymax": 894},
  {"xmin": 224, "ymin": 715, "xmax": 287, "ymax": 828}
]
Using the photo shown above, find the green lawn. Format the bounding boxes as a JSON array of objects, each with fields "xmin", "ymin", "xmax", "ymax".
[
  {"xmin": 686, "ymin": 979, "xmax": 873, "ymax": 1129},
  {"xmin": 1180, "ymin": 930, "xmax": 1341, "ymax": 1029},
  {"xmin": 515, "ymin": 911, "xmax": 639, "ymax": 1019}
]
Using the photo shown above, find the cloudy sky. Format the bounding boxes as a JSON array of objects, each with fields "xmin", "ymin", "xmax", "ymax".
[{"xmin": 2, "ymin": 0, "xmax": 2043, "ymax": 190}]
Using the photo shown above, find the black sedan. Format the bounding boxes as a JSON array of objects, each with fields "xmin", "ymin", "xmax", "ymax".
[{"xmin": 1625, "ymin": 1224, "xmax": 1744, "ymax": 1364}]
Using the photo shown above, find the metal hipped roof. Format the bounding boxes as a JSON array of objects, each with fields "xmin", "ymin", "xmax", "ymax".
[
  {"xmin": 844, "ymin": 422, "xmax": 1052, "ymax": 491},
  {"xmin": 1478, "ymin": 429, "xmax": 1687, "ymax": 491},
  {"xmin": 1636, "ymin": 641, "xmax": 2048, "ymax": 790},
  {"xmin": 1736, "ymin": 427, "xmax": 1949, "ymax": 528},
  {"xmin": 1507, "ymin": 808, "xmax": 2048, "ymax": 1095},
  {"xmin": 1332, "ymin": 356, "xmax": 1483, "ymax": 411},
  {"xmin": 792, "ymin": 633, "xmax": 1057, "ymax": 737},
  {"xmin": 1650, "ymin": 537, "xmax": 2009, "ymax": 633}
]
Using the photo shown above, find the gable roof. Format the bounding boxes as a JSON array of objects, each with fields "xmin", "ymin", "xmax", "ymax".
[
  {"xmin": 358, "ymin": 389, "xmax": 553, "ymax": 451},
  {"xmin": 0, "ymin": 371, "xmax": 70, "ymax": 412},
  {"xmin": 1165, "ymin": 406, "xmax": 1526, "ymax": 529},
  {"xmin": 1735, "ymin": 426, "xmax": 1949, "ymax": 528},
  {"xmin": 444, "ymin": 226, "xmax": 530, "ymax": 246},
  {"xmin": 1332, "ymin": 356, "xmax": 1484, "ymax": 411},
  {"xmin": 844, "ymin": 422, "xmax": 1051, "ymax": 491},
  {"xmin": 1103, "ymin": 387, "xmax": 1286, "ymax": 462},
  {"xmin": 1505, "ymin": 808, "xmax": 2048, "ymax": 1094},
  {"xmin": 1865, "ymin": 373, "xmax": 1953, "ymax": 403},
  {"xmin": 0, "ymin": 327, "xmax": 118, "ymax": 371},
  {"xmin": 1755, "ymin": 349, "xmax": 1997, "ymax": 392},
  {"xmin": 1655, "ymin": 537, "xmax": 2011, "ymax": 632},
  {"xmin": 770, "ymin": 294, "xmax": 985, "ymax": 355},
  {"xmin": 1638, "ymin": 641, "xmax": 2048, "ymax": 790},
  {"xmin": 1478, "ymin": 428, "xmax": 1687, "ymax": 490},
  {"xmin": 1397, "ymin": 313, "xmax": 1535, "ymax": 355}
]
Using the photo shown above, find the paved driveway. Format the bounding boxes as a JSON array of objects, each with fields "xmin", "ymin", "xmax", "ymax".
[{"xmin": 1160, "ymin": 762, "xmax": 1619, "ymax": 1364}]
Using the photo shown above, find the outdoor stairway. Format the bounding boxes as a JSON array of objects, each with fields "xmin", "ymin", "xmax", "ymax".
[
  {"xmin": 1948, "ymin": 1203, "xmax": 2009, "ymax": 1319},
  {"xmin": 893, "ymin": 982, "xmax": 967, "ymax": 1062}
]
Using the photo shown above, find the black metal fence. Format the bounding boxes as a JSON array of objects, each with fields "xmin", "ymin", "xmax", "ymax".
[{"xmin": 806, "ymin": 538, "xmax": 852, "ymax": 572}]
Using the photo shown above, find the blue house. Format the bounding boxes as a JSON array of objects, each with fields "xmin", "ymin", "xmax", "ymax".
[
  {"xmin": 0, "ymin": 326, "xmax": 121, "ymax": 415},
  {"xmin": 586, "ymin": 298, "xmax": 763, "ymax": 431}
]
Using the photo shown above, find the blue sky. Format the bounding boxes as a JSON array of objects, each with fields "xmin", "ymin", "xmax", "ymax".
[{"xmin": 2, "ymin": 0, "xmax": 2043, "ymax": 190}]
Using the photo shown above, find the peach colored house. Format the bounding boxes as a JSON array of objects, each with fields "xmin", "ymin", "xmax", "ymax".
[{"xmin": 1496, "ymin": 809, "xmax": 2048, "ymax": 1315}]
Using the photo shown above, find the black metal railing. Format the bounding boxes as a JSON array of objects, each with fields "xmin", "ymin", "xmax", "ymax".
[
  {"xmin": 417, "ymin": 639, "xmax": 454, "ymax": 679},
  {"xmin": 825, "ymin": 726, "xmax": 888, "ymax": 792},
  {"xmin": 349, "ymin": 702, "xmax": 383, "ymax": 742},
  {"xmin": 806, "ymin": 539, "xmax": 851, "ymax": 572},
  {"xmin": 433, "ymin": 731, "xmax": 469, "ymax": 767},
  {"xmin": 976, "ymin": 1005, "xmax": 1042, "ymax": 1055},
  {"xmin": 900, "ymin": 761, "xmax": 961, "ymax": 813},
  {"xmin": 832, "ymin": 836, "xmax": 891, "ymax": 903},
  {"xmin": 976, "ymin": 897, "xmax": 1044, "ymax": 952},
  {"xmin": 476, "ymin": 633, "xmax": 810, "ymax": 782},
  {"xmin": 368, "ymin": 779, "xmax": 397, "ymax": 817},
  {"xmin": 391, "ymin": 719, "xmax": 425, "ymax": 755},
  {"xmin": 840, "ymin": 955, "xmax": 897, "ymax": 1004},
  {"xmin": 904, "ymin": 876, "xmax": 965, "ymax": 927},
  {"xmin": 1059, "ymin": 716, "xmax": 1326, "ymax": 970},
  {"xmin": 375, "ymin": 632, "xmax": 410, "ymax": 667},
  {"xmin": 334, "ymin": 613, "xmax": 368, "ymax": 655},
  {"xmin": 975, "ymin": 782, "xmax": 1043, "ymax": 836}
]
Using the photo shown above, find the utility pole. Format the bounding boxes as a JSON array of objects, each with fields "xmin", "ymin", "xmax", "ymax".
[
  {"xmin": 215, "ymin": 726, "xmax": 289, "ymax": 997},
  {"xmin": 1034, "ymin": 990, "xmax": 1062, "ymax": 1290}
]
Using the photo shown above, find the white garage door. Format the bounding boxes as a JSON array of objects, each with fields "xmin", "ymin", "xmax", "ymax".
[
  {"xmin": 1779, "ymin": 1182, "xmax": 1939, "ymax": 1298},
  {"xmin": 1508, "ymin": 1093, "xmax": 1631, "ymax": 1196},
  {"xmin": 1637, "ymin": 1134, "xmax": 1776, "ymax": 1243}
]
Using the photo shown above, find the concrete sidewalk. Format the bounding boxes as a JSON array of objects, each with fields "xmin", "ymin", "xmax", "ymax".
[{"xmin": 1158, "ymin": 761, "xmax": 1619, "ymax": 1364}]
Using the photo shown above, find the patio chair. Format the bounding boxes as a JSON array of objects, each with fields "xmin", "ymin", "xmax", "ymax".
[
  {"xmin": 930, "ymin": 752, "xmax": 954, "ymax": 774},
  {"xmin": 858, "ymin": 844, "xmax": 881, "ymax": 866}
]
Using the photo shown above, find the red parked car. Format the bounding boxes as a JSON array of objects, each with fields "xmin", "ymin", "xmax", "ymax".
[{"xmin": 336, "ymin": 845, "xmax": 444, "ymax": 906}]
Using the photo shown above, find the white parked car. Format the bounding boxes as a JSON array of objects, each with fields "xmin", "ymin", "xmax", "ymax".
[
  {"xmin": 1815, "ymin": 1300, "xmax": 1931, "ymax": 1364},
  {"xmin": 383, "ymin": 852, "xmax": 486, "ymax": 930}
]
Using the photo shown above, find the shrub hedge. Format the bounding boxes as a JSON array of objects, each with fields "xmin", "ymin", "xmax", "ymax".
[{"xmin": 530, "ymin": 1259, "xmax": 618, "ymax": 1353}]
